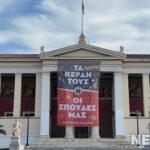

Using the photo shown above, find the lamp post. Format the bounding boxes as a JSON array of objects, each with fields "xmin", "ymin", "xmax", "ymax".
[
  {"xmin": 135, "ymin": 110, "xmax": 141, "ymax": 146},
  {"xmin": 26, "ymin": 111, "xmax": 30, "ymax": 146},
  {"xmin": 136, "ymin": 110, "xmax": 141, "ymax": 136},
  {"xmin": 148, "ymin": 112, "xmax": 150, "ymax": 134}
]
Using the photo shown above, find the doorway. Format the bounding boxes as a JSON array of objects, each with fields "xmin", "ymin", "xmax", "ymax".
[
  {"xmin": 50, "ymin": 72, "xmax": 65, "ymax": 137},
  {"xmin": 99, "ymin": 73, "xmax": 114, "ymax": 138},
  {"xmin": 50, "ymin": 72, "xmax": 114, "ymax": 138},
  {"xmin": 75, "ymin": 127, "xmax": 89, "ymax": 138}
]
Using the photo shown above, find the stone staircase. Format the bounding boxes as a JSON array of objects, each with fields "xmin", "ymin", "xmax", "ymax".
[{"xmin": 24, "ymin": 136, "xmax": 146, "ymax": 150}]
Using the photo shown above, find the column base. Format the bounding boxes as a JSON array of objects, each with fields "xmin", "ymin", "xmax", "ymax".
[
  {"xmin": 91, "ymin": 127, "xmax": 100, "ymax": 139},
  {"xmin": 65, "ymin": 127, "xmax": 74, "ymax": 138},
  {"xmin": 91, "ymin": 135, "xmax": 100, "ymax": 139}
]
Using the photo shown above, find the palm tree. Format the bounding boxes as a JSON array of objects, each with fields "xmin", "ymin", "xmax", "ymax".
[{"xmin": 0, "ymin": 125, "xmax": 6, "ymax": 135}]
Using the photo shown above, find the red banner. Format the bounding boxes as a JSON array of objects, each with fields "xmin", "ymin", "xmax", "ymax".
[{"xmin": 57, "ymin": 61, "xmax": 100, "ymax": 127}]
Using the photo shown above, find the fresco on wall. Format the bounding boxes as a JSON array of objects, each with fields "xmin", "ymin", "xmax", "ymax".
[
  {"xmin": 129, "ymin": 77, "xmax": 144, "ymax": 116},
  {"xmin": 1, "ymin": 78, "xmax": 14, "ymax": 98},
  {"xmin": 22, "ymin": 77, "xmax": 35, "ymax": 98},
  {"xmin": 99, "ymin": 80, "xmax": 112, "ymax": 98},
  {"xmin": 129, "ymin": 77, "xmax": 143, "ymax": 98}
]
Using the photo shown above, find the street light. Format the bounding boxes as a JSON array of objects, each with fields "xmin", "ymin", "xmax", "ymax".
[
  {"xmin": 136, "ymin": 110, "xmax": 141, "ymax": 136},
  {"xmin": 26, "ymin": 111, "xmax": 30, "ymax": 146}
]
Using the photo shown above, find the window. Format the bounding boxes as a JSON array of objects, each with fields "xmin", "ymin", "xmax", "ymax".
[
  {"xmin": 21, "ymin": 74, "xmax": 36, "ymax": 116},
  {"xmin": 22, "ymin": 111, "xmax": 35, "ymax": 117},
  {"xmin": 4, "ymin": 112, "xmax": 13, "ymax": 117},
  {"xmin": 1, "ymin": 76, "xmax": 14, "ymax": 98},
  {"xmin": 129, "ymin": 74, "xmax": 144, "ymax": 116}
]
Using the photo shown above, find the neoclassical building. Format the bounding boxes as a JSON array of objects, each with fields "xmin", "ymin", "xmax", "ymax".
[{"xmin": 0, "ymin": 36, "xmax": 150, "ymax": 148}]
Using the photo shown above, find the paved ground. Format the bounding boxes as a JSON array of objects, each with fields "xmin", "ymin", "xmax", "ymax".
[
  {"xmin": 0, "ymin": 148, "xmax": 148, "ymax": 150},
  {"xmin": 29, "ymin": 147, "xmax": 147, "ymax": 150},
  {"xmin": 1, "ymin": 146, "xmax": 149, "ymax": 150},
  {"xmin": 38, "ymin": 148, "xmax": 146, "ymax": 150}
]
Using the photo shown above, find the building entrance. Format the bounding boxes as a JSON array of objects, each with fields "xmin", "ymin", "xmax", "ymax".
[
  {"xmin": 75, "ymin": 127, "xmax": 88, "ymax": 138},
  {"xmin": 50, "ymin": 73, "xmax": 65, "ymax": 137},
  {"xmin": 99, "ymin": 73, "xmax": 114, "ymax": 137},
  {"xmin": 50, "ymin": 72, "xmax": 114, "ymax": 138}
]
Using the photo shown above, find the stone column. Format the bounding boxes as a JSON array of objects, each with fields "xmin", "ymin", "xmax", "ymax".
[
  {"xmin": 13, "ymin": 73, "xmax": 22, "ymax": 117},
  {"xmin": 114, "ymin": 72, "xmax": 125, "ymax": 136},
  {"xmin": 65, "ymin": 127, "xmax": 74, "ymax": 138},
  {"xmin": 91, "ymin": 127, "xmax": 100, "ymax": 139},
  {"xmin": 123, "ymin": 73, "xmax": 130, "ymax": 117},
  {"xmin": 40, "ymin": 72, "xmax": 50, "ymax": 136},
  {"xmin": 142, "ymin": 74, "xmax": 150, "ymax": 117},
  {"xmin": 35, "ymin": 73, "xmax": 42, "ymax": 117}
]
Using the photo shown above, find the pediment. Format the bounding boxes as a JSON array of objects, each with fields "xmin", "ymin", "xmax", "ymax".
[
  {"xmin": 40, "ymin": 43, "xmax": 126, "ymax": 60},
  {"xmin": 56, "ymin": 49, "xmax": 111, "ymax": 57}
]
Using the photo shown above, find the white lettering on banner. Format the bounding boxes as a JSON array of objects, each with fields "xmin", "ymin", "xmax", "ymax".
[
  {"xmin": 70, "ymin": 105, "xmax": 76, "ymax": 111},
  {"xmin": 92, "ymin": 105, "xmax": 96, "ymax": 111},
  {"xmin": 68, "ymin": 112, "xmax": 87, "ymax": 118},
  {"xmin": 67, "ymin": 78, "xmax": 89, "ymax": 85},
  {"xmin": 73, "ymin": 98, "xmax": 82, "ymax": 104},
  {"xmin": 58, "ymin": 97, "xmax": 97, "ymax": 119},
  {"xmin": 59, "ymin": 104, "xmax": 96, "ymax": 111},
  {"xmin": 76, "ymin": 105, "xmax": 81, "ymax": 111},
  {"xmin": 59, "ymin": 104, "xmax": 63, "ymax": 110},
  {"xmin": 65, "ymin": 72, "xmax": 92, "ymax": 78},
  {"xmin": 87, "ymin": 105, "xmax": 91, "ymax": 111},
  {"xmin": 73, "ymin": 65, "xmax": 83, "ymax": 71}
]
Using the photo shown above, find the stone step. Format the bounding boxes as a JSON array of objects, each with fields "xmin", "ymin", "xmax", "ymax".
[
  {"xmin": 25, "ymin": 136, "xmax": 148, "ymax": 150},
  {"xmin": 24, "ymin": 137, "xmax": 146, "ymax": 150},
  {"xmin": 24, "ymin": 147, "xmax": 146, "ymax": 150}
]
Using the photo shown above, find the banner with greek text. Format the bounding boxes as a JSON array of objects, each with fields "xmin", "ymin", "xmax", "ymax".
[{"xmin": 57, "ymin": 61, "xmax": 100, "ymax": 127}]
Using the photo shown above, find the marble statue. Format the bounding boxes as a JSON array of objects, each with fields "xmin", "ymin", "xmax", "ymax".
[
  {"xmin": 9, "ymin": 119, "xmax": 24, "ymax": 150},
  {"xmin": 12, "ymin": 119, "xmax": 22, "ymax": 137},
  {"xmin": 40, "ymin": 46, "xmax": 45, "ymax": 53},
  {"xmin": 120, "ymin": 46, "xmax": 124, "ymax": 53}
]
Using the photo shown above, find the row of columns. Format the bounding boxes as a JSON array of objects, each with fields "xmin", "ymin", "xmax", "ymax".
[
  {"xmin": 40, "ymin": 72, "xmax": 125, "ymax": 138},
  {"xmin": 1, "ymin": 72, "xmax": 148, "ymax": 137},
  {"xmin": 123, "ymin": 73, "xmax": 150, "ymax": 117},
  {"xmin": 0, "ymin": 73, "xmax": 42, "ymax": 117}
]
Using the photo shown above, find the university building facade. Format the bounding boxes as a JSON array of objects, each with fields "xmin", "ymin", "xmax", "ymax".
[{"xmin": 0, "ymin": 39, "xmax": 150, "ymax": 148}]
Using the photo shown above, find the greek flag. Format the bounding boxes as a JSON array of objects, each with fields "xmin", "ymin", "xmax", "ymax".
[{"xmin": 82, "ymin": 0, "xmax": 85, "ymax": 15}]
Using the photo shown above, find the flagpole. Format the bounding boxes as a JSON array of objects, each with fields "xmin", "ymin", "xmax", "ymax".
[
  {"xmin": 78, "ymin": 0, "xmax": 86, "ymax": 44},
  {"xmin": 81, "ymin": 11, "xmax": 83, "ymax": 34},
  {"xmin": 81, "ymin": 0, "xmax": 84, "ymax": 34}
]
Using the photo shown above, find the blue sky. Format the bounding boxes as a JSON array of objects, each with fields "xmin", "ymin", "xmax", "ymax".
[{"xmin": 0, "ymin": 0, "xmax": 150, "ymax": 54}]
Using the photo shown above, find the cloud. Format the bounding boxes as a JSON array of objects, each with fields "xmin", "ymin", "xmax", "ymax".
[
  {"xmin": 94, "ymin": 40, "xmax": 150, "ymax": 54},
  {"xmin": 39, "ymin": 0, "xmax": 71, "ymax": 15},
  {"xmin": 0, "ymin": 14, "xmax": 76, "ymax": 53},
  {"xmin": 0, "ymin": 0, "xmax": 17, "ymax": 12},
  {"xmin": 0, "ymin": 0, "xmax": 150, "ymax": 54}
]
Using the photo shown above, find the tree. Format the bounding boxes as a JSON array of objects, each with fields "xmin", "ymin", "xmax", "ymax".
[{"xmin": 0, "ymin": 125, "xmax": 6, "ymax": 135}]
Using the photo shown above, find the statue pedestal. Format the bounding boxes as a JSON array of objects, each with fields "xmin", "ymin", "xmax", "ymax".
[{"xmin": 9, "ymin": 136, "xmax": 24, "ymax": 150}]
